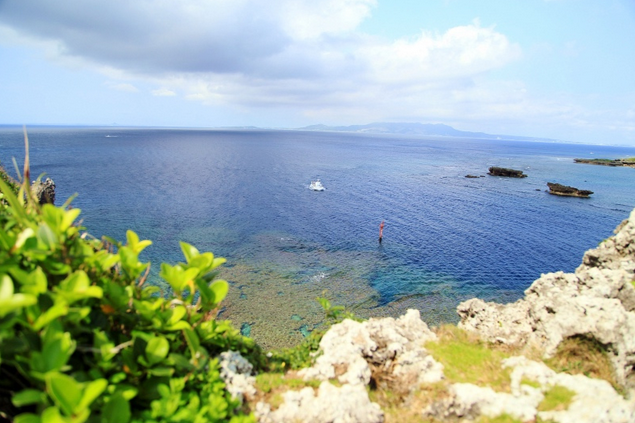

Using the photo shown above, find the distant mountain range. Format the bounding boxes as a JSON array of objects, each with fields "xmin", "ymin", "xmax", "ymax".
[{"xmin": 297, "ymin": 122, "xmax": 558, "ymax": 142}]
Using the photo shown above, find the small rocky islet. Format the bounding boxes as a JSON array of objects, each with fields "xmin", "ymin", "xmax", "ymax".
[{"xmin": 546, "ymin": 182, "xmax": 593, "ymax": 198}]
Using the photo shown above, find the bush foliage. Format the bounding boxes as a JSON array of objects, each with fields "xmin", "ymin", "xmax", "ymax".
[{"xmin": 0, "ymin": 171, "xmax": 261, "ymax": 422}]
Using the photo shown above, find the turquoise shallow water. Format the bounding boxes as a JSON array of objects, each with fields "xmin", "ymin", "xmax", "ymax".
[{"xmin": 2, "ymin": 127, "xmax": 635, "ymax": 348}]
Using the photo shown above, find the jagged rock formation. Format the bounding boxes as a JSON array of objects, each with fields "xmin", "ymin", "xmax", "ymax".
[
  {"xmin": 255, "ymin": 382, "xmax": 384, "ymax": 423},
  {"xmin": 255, "ymin": 310, "xmax": 442, "ymax": 422},
  {"xmin": 30, "ymin": 177, "xmax": 56, "ymax": 205},
  {"xmin": 575, "ymin": 158, "xmax": 635, "ymax": 168},
  {"xmin": 547, "ymin": 182, "xmax": 593, "ymax": 198},
  {"xmin": 488, "ymin": 167, "xmax": 528, "ymax": 178},
  {"xmin": 249, "ymin": 208, "xmax": 635, "ymax": 422},
  {"xmin": 424, "ymin": 356, "xmax": 634, "ymax": 422},
  {"xmin": 458, "ymin": 208, "xmax": 635, "ymax": 388}
]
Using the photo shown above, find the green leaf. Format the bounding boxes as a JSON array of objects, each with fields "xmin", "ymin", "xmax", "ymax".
[
  {"xmin": 102, "ymin": 393, "xmax": 131, "ymax": 423},
  {"xmin": 179, "ymin": 241, "xmax": 200, "ymax": 263},
  {"xmin": 12, "ymin": 389, "xmax": 46, "ymax": 407},
  {"xmin": 40, "ymin": 407, "xmax": 66, "ymax": 423},
  {"xmin": 0, "ymin": 274, "xmax": 37, "ymax": 317},
  {"xmin": 167, "ymin": 305, "xmax": 187, "ymax": 326},
  {"xmin": 33, "ymin": 304, "xmax": 69, "ymax": 331},
  {"xmin": 148, "ymin": 367, "xmax": 175, "ymax": 377},
  {"xmin": 209, "ymin": 279, "xmax": 229, "ymax": 304},
  {"xmin": 126, "ymin": 230, "xmax": 152, "ymax": 254},
  {"xmin": 37, "ymin": 223, "xmax": 58, "ymax": 250},
  {"xmin": 76, "ymin": 378, "xmax": 107, "ymax": 411},
  {"xmin": 182, "ymin": 328, "xmax": 200, "ymax": 358},
  {"xmin": 14, "ymin": 414, "xmax": 42, "ymax": 423},
  {"xmin": 57, "ymin": 271, "xmax": 103, "ymax": 304},
  {"xmin": 0, "ymin": 273, "xmax": 14, "ymax": 300},
  {"xmin": 60, "ymin": 208, "xmax": 81, "ymax": 232},
  {"xmin": 146, "ymin": 336, "xmax": 170, "ymax": 366},
  {"xmin": 13, "ymin": 228, "xmax": 35, "ymax": 251},
  {"xmin": 46, "ymin": 373, "xmax": 82, "ymax": 416},
  {"xmin": 165, "ymin": 320, "xmax": 191, "ymax": 331}
]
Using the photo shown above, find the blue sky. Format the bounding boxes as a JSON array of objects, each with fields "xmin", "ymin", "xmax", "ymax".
[{"xmin": 1, "ymin": 0, "xmax": 634, "ymax": 145}]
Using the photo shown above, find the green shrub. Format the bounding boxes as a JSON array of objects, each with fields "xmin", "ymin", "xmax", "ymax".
[{"xmin": 0, "ymin": 175, "xmax": 261, "ymax": 422}]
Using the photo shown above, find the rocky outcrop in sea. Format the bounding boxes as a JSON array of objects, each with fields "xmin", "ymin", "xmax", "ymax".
[
  {"xmin": 547, "ymin": 182, "xmax": 593, "ymax": 198},
  {"xmin": 488, "ymin": 167, "xmax": 528, "ymax": 178}
]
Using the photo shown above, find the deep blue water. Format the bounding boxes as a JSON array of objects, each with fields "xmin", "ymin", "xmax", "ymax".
[{"xmin": 2, "ymin": 127, "xmax": 635, "ymax": 343}]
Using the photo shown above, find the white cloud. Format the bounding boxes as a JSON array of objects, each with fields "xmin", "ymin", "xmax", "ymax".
[
  {"xmin": 151, "ymin": 88, "xmax": 176, "ymax": 97},
  {"xmin": 105, "ymin": 82, "xmax": 139, "ymax": 93},
  {"xmin": 5, "ymin": 0, "xmax": 619, "ymax": 143}
]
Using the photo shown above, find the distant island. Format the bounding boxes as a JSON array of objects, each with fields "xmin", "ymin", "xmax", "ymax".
[
  {"xmin": 574, "ymin": 158, "xmax": 635, "ymax": 168},
  {"xmin": 298, "ymin": 122, "xmax": 559, "ymax": 142}
]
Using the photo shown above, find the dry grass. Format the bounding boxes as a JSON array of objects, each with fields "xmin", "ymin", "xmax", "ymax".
[
  {"xmin": 373, "ymin": 382, "xmax": 450, "ymax": 423},
  {"xmin": 544, "ymin": 335, "xmax": 620, "ymax": 392}
]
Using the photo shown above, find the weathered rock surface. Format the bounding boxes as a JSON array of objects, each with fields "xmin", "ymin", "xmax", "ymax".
[
  {"xmin": 255, "ymin": 382, "xmax": 384, "ymax": 423},
  {"xmin": 298, "ymin": 309, "xmax": 442, "ymax": 387},
  {"xmin": 424, "ymin": 356, "xmax": 635, "ymax": 423},
  {"xmin": 219, "ymin": 351, "xmax": 257, "ymax": 402},
  {"xmin": 458, "ymin": 207, "xmax": 635, "ymax": 388},
  {"xmin": 256, "ymin": 310, "xmax": 442, "ymax": 423},
  {"xmin": 547, "ymin": 182, "xmax": 593, "ymax": 198},
  {"xmin": 488, "ymin": 167, "xmax": 528, "ymax": 177},
  {"xmin": 31, "ymin": 177, "xmax": 56, "ymax": 205}
]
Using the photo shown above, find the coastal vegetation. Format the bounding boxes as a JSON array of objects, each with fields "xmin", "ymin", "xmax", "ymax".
[{"xmin": 0, "ymin": 163, "xmax": 261, "ymax": 421}]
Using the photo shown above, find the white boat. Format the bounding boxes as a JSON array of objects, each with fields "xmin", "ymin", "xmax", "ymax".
[{"xmin": 309, "ymin": 179, "xmax": 325, "ymax": 191}]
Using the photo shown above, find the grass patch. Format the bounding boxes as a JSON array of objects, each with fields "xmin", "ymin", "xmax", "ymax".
[
  {"xmin": 520, "ymin": 378, "xmax": 541, "ymax": 389},
  {"xmin": 544, "ymin": 335, "xmax": 621, "ymax": 394},
  {"xmin": 426, "ymin": 325, "xmax": 512, "ymax": 391},
  {"xmin": 475, "ymin": 414, "xmax": 523, "ymax": 423},
  {"xmin": 537, "ymin": 385, "xmax": 575, "ymax": 411}
]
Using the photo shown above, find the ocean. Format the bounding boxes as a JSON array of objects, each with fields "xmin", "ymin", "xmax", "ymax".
[{"xmin": 2, "ymin": 126, "xmax": 635, "ymax": 349}]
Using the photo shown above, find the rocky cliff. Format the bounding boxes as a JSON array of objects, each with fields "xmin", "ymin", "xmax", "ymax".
[
  {"xmin": 458, "ymin": 208, "xmax": 635, "ymax": 389},
  {"xmin": 234, "ymin": 208, "xmax": 635, "ymax": 422}
]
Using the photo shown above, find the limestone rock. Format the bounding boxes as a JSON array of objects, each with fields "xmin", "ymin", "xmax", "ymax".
[
  {"xmin": 423, "ymin": 356, "xmax": 635, "ymax": 423},
  {"xmin": 255, "ymin": 382, "xmax": 384, "ymax": 423},
  {"xmin": 505, "ymin": 356, "xmax": 635, "ymax": 423},
  {"xmin": 298, "ymin": 309, "xmax": 442, "ymax": 387},
  {"xmin": 457, "ymin": 208, "xmax": 635, "ymax": 388},
  {"xmin": 218, "ymin": 351, "xmax": 256, "ymax": 402},
  {"xmin": 31, "ymin": 177, "xmax": 56, "ymax": 205}
]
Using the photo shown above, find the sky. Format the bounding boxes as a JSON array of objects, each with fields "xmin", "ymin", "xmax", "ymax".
[{"xmin": 0, "ymin": 0, "xmax": 634, "ymax": 146}]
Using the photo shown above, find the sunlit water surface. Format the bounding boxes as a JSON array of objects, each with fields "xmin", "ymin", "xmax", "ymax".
[{"xmin": 2, "ymin": 127, "xmax": 635, "ymax": 348}]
